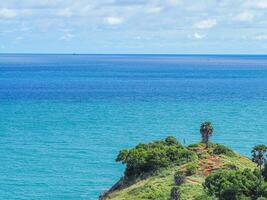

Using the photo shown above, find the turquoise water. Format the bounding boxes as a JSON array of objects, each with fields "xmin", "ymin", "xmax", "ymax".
[{"xmin": 0, "ymin": 54, "xmax": 267, "ymax": 199}]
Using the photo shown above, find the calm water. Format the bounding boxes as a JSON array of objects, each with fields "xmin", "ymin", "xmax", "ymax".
[{"xmin": 0, "ymin": 54, "xmax": 267, "ymax": 199}]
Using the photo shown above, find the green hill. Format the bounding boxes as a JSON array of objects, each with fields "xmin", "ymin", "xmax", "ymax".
[{"xmin": 100, "ymin": 139, "xmax": 259, "ymax": 200}]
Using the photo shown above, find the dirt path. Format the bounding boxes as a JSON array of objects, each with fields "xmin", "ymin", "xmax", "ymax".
[{"xmin": 200, "ymin": 155, "xmax": 221, "ymax": 176}]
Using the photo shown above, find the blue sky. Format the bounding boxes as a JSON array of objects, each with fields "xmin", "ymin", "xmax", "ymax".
[{"xmin": 1, "ymin": 0, "xmax": 267, "ymax": 54}]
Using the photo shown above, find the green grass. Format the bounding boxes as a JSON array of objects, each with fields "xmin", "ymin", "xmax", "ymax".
[{"xmin": 103, "ymin": 144, "xmax": 256, "ymax": 200}]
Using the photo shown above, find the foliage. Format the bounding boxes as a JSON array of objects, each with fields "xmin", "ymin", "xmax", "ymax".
[
  {"xmin": 257, "ymin": 197, "xmax": 267, "ymax": 200},
  {"xmin": 170, "ymin": 187, "xmax": 181, "ymax": 200},
  {"xmin": 222, "ymin": 164, "xmax": 239, "ymax": 170},
  {"xmin": 165, "ymin": 136, "xmax": 180, "ymax": 146},
  {"xmin": 174, "ymin": 171, "xmax": 186, "ymax": 185},
  {"xmin": 213, "ymin": 144, "xmax": 235, "ymax": 157},
  {"xmin": 203, "ymin": 169, "xmax": 263, "ymax": 199},
  {"xmin": 220, "ymin": 188, "xmax": 240, "ymax": 200},
  {"xmin": 187, "ymin": 143, "xmax": 205, "ymax": 148},
  {"xmin": 116, "ymin": 137, "xmax": 197, "ymax": 178},
  {"xmin": 186, "ymin": 162, "xmax": 198, "ymax": 176},
  {"xmin": 200, "ymin": 122, "xmax": 214, "ymax": 148},
  {"xmin": 252, "ymin": 145, "xmax": 267, "ymax": 170},
  {"xmin": 194, "ymin": 194, "xmax": 214, "ymax": 200},
  {"xmin": 263, "ymin": 162, "xmax": 267, "ymax": 181},
  {"xmin": 105, "ymin": 141, "xmax": 257, "ymax": 200}
]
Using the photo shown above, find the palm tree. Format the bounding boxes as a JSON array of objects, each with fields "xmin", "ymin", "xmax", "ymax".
[
  {"xmin": 252, "ymin": 144, "xmax": 267, "ymax": 172},
  {"xmin": 251, "ymin": 144, "xmax": 267, "ymax": 188},
  {"xmin": 200, "ymin": 122, "xmax": 214, "ymax": 149}
]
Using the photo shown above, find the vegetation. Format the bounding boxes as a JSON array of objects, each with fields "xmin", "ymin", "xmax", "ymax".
[
  {"xmin": 174, "ymin": 171, "xmax": 186, "ymax": 185},
  {"xmin": 115, "ymin": 136, "xmax": 197, "ymax": 180},
  {"xmin": 252, "ymin": 145, "xmax": 267, "ymax": 172},
  {"xmin": 101, "ymin": 122, "xmax": 267, "ymax": 200},
  {"xmin": 186, "ymin": 162, "xmax": 198, "ymax": 176},
  {"xmin": 200, "ymin": 122, "xmax": 213, "ymax": 148},
  {"xmin": 213, "ymin": 144, "xmax": 235, "ymax": 157},
  {"xmin": 170, "ymin": 187, "xmax": 181, "ymax": 200},
  {"xmin": 263, "ymin": 162, "xmax": 267, "ymax": 181},
  {"xmin": 203, "ymin": 169, "xmax": 264, "ymax": 199}
]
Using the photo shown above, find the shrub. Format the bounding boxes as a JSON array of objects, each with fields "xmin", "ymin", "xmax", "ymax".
[
  {"xmin": 213, "ymin": 144, "xmax": 235, "ymax": 156},
  {"xmin": 239, "ymin": 196, "xmax": 252, "ymax": 200},
  {"xmin": 170, "ymin": 187, "xmax": 181, "ymax": 200},
  {"xmin": 187, "ymin": 143, "xmax": 204, "ymax": 148},
  {"xmin": 223, "ymin": 164, "xmax": 239, "ymax": 170},
  {"xmin": 194, "ymin": 194, "xmax": 214, "ymax": 200},
  {"xmin": 186, "ymin": 162, "xmax": 198, "ymax": 176},
  {"xmin": 220, "ymin": 188, "xmax": 240, "ymax": 200},
  {"xmin": 174, "ymin": 171, "xmax": 185, "ymax": 185},
  {"xmin": 263, "ymin": 162, "xmax": 267, "ymax": 181},
  {"xmin": 116, "ymin": 137, "xmax": 197, "ymax": 178},
  {"xmin": 165, "ymin": 136, "xmax": 179, "ymax": 145},
  {"xmin": 198, "ymin": 151, "xmax": 210, "ymax": 159},
  {"xmin": 204, "ymin": 169, "xmax": 260, "ymax": 199}
]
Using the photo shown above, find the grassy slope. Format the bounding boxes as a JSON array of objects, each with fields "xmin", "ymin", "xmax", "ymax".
[{"xmin": 104, "ymin": 144, "xmax": 256, "ymax": 200}]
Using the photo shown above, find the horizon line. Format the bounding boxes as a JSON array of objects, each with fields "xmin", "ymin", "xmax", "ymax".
[{"xmin": 1, "ymin": 53, "xmax": 267, "ymax": 56}]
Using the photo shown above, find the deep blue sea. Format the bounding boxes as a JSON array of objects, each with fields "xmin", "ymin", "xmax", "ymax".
[{"xmin": 0, "ymin": 54, "xmax": 267, "ymax": 199}]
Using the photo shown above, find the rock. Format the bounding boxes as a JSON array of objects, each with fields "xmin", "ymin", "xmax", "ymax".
[{"xmin": 99, "ymin": 177, "xmax": 124, "ymax": 200}]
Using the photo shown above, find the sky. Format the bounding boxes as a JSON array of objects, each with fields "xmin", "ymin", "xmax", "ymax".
[{"xmin": 1, "ymin": 0, "xmax": 267, "ymax": 54}]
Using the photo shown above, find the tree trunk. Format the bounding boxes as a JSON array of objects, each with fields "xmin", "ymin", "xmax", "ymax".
[{"xmin": 204, "ymin": 133, "xmax": 209, "ymax": 149}]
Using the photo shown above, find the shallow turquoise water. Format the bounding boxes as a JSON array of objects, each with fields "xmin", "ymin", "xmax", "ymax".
[{"xmin": 0, "ymin": 54, "xmax": 267, "ymax": 199}]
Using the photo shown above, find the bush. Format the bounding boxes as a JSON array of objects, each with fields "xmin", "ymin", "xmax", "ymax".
[
  {"xmin": 220, "ymin": 188, "xmax": 240, "ymax": 200},
  {"xmin": 213, "ymin": 144, "xmax": 235, "ymax": 156},
  {"xmin": 263, "ymin": 162, "xmax": 267, "ymax": 181},
  {"xmin": 170, "ymin": 187, "xmax": 181, "ymax": 200},
  {"xmin": 187, "ymin": 143, "xmax": 204, "ymax": 148},
  {"xmin": 239, "ymin": 196, "xmax": 252, "ymax": 200},
  {"xmin": 186, "ymin": 162, "xmax": 198, "ymax": 176},
  {"xmin": 198, "ymin": 151, "xmax": 210, "ymax": 159},
  {"xmin": 174, "ymin": 171, "xmax": 185, "ymax": 185},
  {"xmin": 116, "ymin": 137, "xmax": 197, "ymax": 178},
  {"xmin": 204, "ymin": 169, "xmax": 260, "ymax": 199},
  {"xmin": 194, "ymin": 194, "xmax": 214, "ymax": 200},
  {"xmin": 165, "ymin": 136, "xmax": 179, "ymax": 146},
  {"xmin": 223, "ymin": 164, "xmax": 239, "ymax": 170}
]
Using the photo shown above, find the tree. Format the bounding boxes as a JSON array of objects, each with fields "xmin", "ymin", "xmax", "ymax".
[
  {"xmin": 115, "ymin": 137, "xmax": 197, "ymax": 179},
  {"xmin": 200, "ymin": 122, "xmax": 214, "ymax": 148},
  {"xmin": 252, "ymin": 145, "xmax": 267, "ymax": 188},
  {"xmin": 252, "ymin": 145, "xmax": 267, "ymax": 173},
  {"xmin": 263, "ymin": 162, "xmax": 267, "ymax": 181}
]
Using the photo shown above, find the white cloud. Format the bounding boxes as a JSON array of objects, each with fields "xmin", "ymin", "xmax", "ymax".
[
  {"xmin": 193, "ymin": 32, "xmax": 205, "ymax": 39},
  {"xmin": 255, "ymin": 0, "xmax": 267, "ymax": 8},
  {"xmin": 254, "ymin": 34, "xmax": 267, "ymax": 40},
  {"xmin": 104, "ymin": 16, "xmax": 124, "ymax": 25},
  {"xmin": 145, "ymin": 7, "xmax": 163, "ymax": 14},
  {"xmin": 15, "ymin": 36, "xmax": 24, "ymax": 40},
  {"xmin": 194, "ymin": 19, "xmax": 217, "ymax": 29},
  {"xmin": 60, "ymin": 33, "xmax": 75, "ymax": 41},
  {"xmin": 0, "ymin": 8, "xmax": 17, "ymax": 18},
  {"xmin": 57, "ymin": 8, "xmax": 73, "ymax": 17},
  {"xmin": 167, "ymin": 0, "xmax": 181, "ymax": 6},
  {"xmin": 235, "ymin": 11, "xmax": 254, "ymax": 22}
]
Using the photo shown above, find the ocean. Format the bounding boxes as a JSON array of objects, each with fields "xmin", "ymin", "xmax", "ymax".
[{"xmin": 0, "ymin": 54, "xmax": 267, "ymax": 199}]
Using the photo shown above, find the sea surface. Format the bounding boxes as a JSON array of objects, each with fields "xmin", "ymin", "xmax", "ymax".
[{"xmin": 0, "ymin": 54, "xmax": 267, "ymax": 199}]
